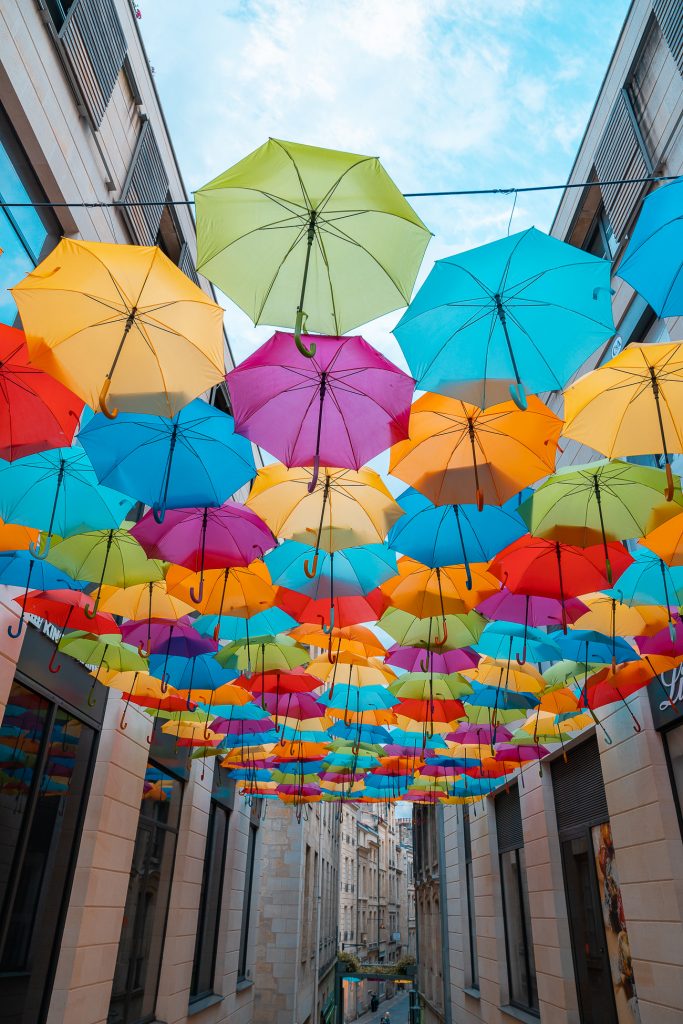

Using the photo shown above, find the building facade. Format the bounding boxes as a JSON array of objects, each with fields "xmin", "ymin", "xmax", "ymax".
[
  {"xmin": 440, "ymin": 3, "xmax": 683, "ymax": 1024},
  {"xmin": 252, "ymin": 800, "xmax": 340, "ymax": 1024},
  {"xmin": 0, "ymin": 5, "xmax": 262, "ymax": 1024}
]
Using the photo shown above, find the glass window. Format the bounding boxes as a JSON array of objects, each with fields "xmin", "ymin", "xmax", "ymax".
[
  {"xmin": 44, "ymin": 0, "xmax": 76, "ymax": 31},
  {"xmin": 237, "ymin": 823, "xmax": 257, "ymax": 982},
  {"xmin": 463, "ymin": 807, "xmax": 479, "ymax": 990},
  {"xmin": 0, "ymin": 105, "xmax": 60, "ymax": 326},
  {"xmin": 664, "ymin": 723, "xmax": 683, "ymax": 839},
  {"xmin": 500, "ymin": 846, "xmax": 538, "ymax": 1014},
  {"xmin": 190, "ymin": 801, "xmax": 229, "ymax": 1002},
  {"xmin": 108, "ymin": 763, "xmax": 182, "ymax": 1024},
  {"xmin": 0, "ymin": 680, "xmax": 96, "ymax": 1024},
  {"xmin": 584, "ymin": 207, "xmax": 618, "ymax": 261}
]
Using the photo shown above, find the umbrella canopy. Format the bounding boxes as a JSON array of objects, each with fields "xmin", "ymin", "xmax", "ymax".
[
  {"xmin": 15, "ymin": 588, "xmax": 119, "ymax": 640},
  {"xmin": 380, "ymin": 557, "xmax": 498, "ymax": 617},
  {"xmin": 389, "ymin": 394, "xmax": 561, "ymax": 509},
  {"xmin": 470, "ymin": 658, "xmax": 544, "ymax": 693},
  {"xmin": 477, "ymin": 589, "xmax": 587, "ymax": 628},
  {"xmin": 641, "ymin": 511, "xmax": 683, "ymax": 566},
  {"xmin": 276, "ymin": 587, "xmax": 387, "ymax": 629},
  {"xmin": 97, "ymin": 580, "xmax": 193, "ymax": 621},
  {"xmin": 608, "ymin": 546, "xmax": 683, "ymax": 607},
  {"xmin": 0, "ymin": 323, "xmax": 84, "ymax": 460},
  {"xmin": 149, "ymin": 652, "xmax": 237, "ymax": 692},
  {"xmin": 617, "ymin": 177, "xmax": 683, "ymax": 317},
  {"xmin": 384, "ymin": 644, "xmax": 479, "ymax": 673},
  {"xmin": 290, "ymin": 623, "xmax": 385, "ymax": 658},
  {"xmin": 563, "ymin": 342, "xmax": 683, "ymax": 500},
  {"xmin": 79, "ymin": 399, "xmax": 256, "ymax": 523},
  {"xmin": 389, "ymin": 674, "xmax": 473, "ymax": 701},
  {"xmin": 215, "ymin": 635, "xmax": 309, "ymax": 673},
  {"xmin": 227, "ymin": 331, "xmax": 414, "ymax": 486},
  {"xmin": 59, "ymin": 631, "xmax": 147, "ymax": 675},
  {"xmin": 266, "ymin": 541, "xmax": 396, "ymax": 598},
  {"xmin": 394, "ymin": 226, "xmax": 614, "ymax": 409},
  {"xmin": 195, "ymin": 607, "xmax": 297, "ymax": 642},
  {"xmin": 573, "ymin": 593, "xmax": 671, "ymax": 637},
  {"xmin": 475, "ymin": 622, "xmax": 561, "ymax": 663},
  {"xmin": 195, "ymin": 138, "xmax": 430, "ymax": 357},
  {"xmin": 120, "ymin": 617, "xmax": 217, "ymax": 659},
  {"xmin": 11, "ymin": 238, "xmax": 225, "ymax": 418},
  {"xmin": 554, "ymin": 630, "xmax": 639, "ymax": 666},
  {"xmin": 379, "ymin": 608, "xmax": 487, "ymax": 651},
  {"xmin": 165, "ymin": 560, "xmax": 276, "ymax": 616}
]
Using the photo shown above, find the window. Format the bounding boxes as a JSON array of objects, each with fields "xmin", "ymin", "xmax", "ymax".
[
  {"xmin": 0, "ymin": 678, "xmax": 97, "ymax": 1024},
  {"xmin": 190, "ymin": 795, "xmax": 230, "ymax": 1002},
  {"xmin": 0, "ymin": 105, "xmax": 60, "ymax": 326},
  {"xmin": 237, "ymin": 823, "xmax": 257, "ymax": 982},
  {"xmin": 584, "ymin": 207, "xmax": 618, "ymax": 261},
  {"xmin": 108, "ymin": 762, "xmax": 183, "ymax": 1024},
  {"xmin": 663, "ymin": 722, "xmax": 683, "ymax": 840},
  {"xmin": 44, "ymin": 0, "xmax": 75, "ymax": 31},
  {"xmin": 497, "ymin": 787, "xmax": 538, "ymax": 1015},
  {"xmin": 463, "ymin": 807, "xmax": 479, "ymax": 990}
]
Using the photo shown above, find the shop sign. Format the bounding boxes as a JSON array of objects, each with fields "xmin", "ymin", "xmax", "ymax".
[{"xmin": 647, "ymin": 664, "xmax": 683, "ymax": 730}]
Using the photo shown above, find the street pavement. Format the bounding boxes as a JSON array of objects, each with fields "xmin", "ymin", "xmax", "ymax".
[{"xmin": 353, "ymin": 989, "xmax": 410, "ymax": 1024}]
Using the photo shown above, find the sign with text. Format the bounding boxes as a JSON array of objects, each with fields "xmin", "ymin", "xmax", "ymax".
[{"xmin": 647, "ymin": 664, "xmax": 683, "ymax": 731}]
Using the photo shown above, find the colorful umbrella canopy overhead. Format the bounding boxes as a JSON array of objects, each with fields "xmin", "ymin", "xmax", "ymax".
[
  {"xmin": 266, "ymin": 541, "xmax": 397, "ymax": 599},
  {"xmin": 11, "ymin": 239, "xmax": 225, "ymax": 418},
  {"xmin": 617, "ymin": 176, "xmax": 683, "ymax": 317},
  {"xmin": 394, "ymin": 227, "xmax": 614, "ymax": 409},
  {"xmin": 195, "ymin": 138, "xmax": 431, "ymax": 356}
]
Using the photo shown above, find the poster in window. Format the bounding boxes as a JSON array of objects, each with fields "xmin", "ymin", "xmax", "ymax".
[{"xmin": 591, "ymin": 822, "xmax": 640, "ymax": 1024}]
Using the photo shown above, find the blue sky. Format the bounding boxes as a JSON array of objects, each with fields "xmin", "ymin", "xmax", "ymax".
[{"xmin": 139, "ymin": 0, "xmax": 630, "ymax": 368}]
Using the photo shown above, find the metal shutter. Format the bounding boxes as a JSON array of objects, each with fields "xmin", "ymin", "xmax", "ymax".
[
  {"xmin": 119, "ymin": 119, "xmax": 169, "ymax": 245},
  {"xmin": 551, "ymin": 735, "xmax": 609, "ymax": 837},
  {"xmin": 496, "ymin": 785, "xmax": 523, "ymax": 853},
  {"xmin": 178, "ymin": 241, "xmax": 201, "ymax": 285},
  {"xmin": 594, "ymin": 91, "xmax": 650, "ymax": 240},
  {"xmin": 653, "ymin": 0, "xmax": 683, "ymax": 74},
  {"xmin": 60, "ymin": 0, "xmax": 127, "ymax": 129}
]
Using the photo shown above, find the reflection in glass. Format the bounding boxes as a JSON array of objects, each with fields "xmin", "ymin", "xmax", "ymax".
[
  {"xmin": 500, "ymin": 847, "xmax": 538, "ymax": 1013},
  {"xmin": 191, "ymin": 802, "xmax": 229, "ymax": 1001}
]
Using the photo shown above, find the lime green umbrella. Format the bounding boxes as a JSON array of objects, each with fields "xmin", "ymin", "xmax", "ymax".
[
  {"xmin": 195, "ymin": 138, "xmax": 431, "ymax": 357},
  {"xmin": 47, "ymin": 528, "xmax": 165, "ymax": 615},
  {"xmin": 463, "ymin": 705, "xmax": 522, "ymax": 726},
  {"xmin": 542, "ymin": 660, "xmax": 604, "ymax": 689},
  {"xmin": 389, "ymin": 673, "xmax": 473, "ymax": 700},
  {"xmin": 378, "ymin": 608, "xmax": 487, "ymax": 651},
  {"xmin": 57, "ymin": 631, "xmax": 148, "ymax": 705},
  {"xmin": 519, "ymin": 460, "xmax": 683, "ymax": 583},
  {"xmin": 215, "ymin": 634, "xmax": 309, "ymax": 673}
]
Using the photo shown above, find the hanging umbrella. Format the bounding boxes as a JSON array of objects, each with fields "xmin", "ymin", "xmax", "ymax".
[
  {"xmin": 378, "ymin": 608, "xmax": 487, "ymax": 652},
  {"xmin": 195, "ymin": 607, "xmax": 297, "ymax": 643},
  {"xmin": 396, "ymin": 698, "xmax": 465, "ymax": 725},
  {"xmin": 195, "ymin": 138, "xmax": 430, "ymax": 358},
  {"xmin": 165, "ymin": 560, "xmax": 275, "ymax": 614},
  {"xmin": 79, "ymin": 399, "xmax": 256, "ymax": 524},
  {"xmin": 554, "ymin": 630, "xmax": 639, "ymax": 667},
  {"xmin": 120, "ymin": 616, "xmax": 217, "ymax": 663},
  {"xmin": 235, "ymin": 668, "xmax": 320, "ymax": 696},
  {"xmin": 477, "ymin": 589, "xmax": 587, "ymax": 629},
  {"xmin": 380, "ymin": 557, "xmax": 499, "ymax": 622},
  {"xmin": 464, "ymin": 684, "xmax": 539, "ymax": 712},
  {"xmin": 290, "ymin": 623, "xmax": 386, "ymax": 658},
  {"xmin": 0, "ymin": 519, "xmax": 40, "ymax": 552},
  {"xmin": 276, "ymin": 587, "xmax": 388, "ymax": 630},
  {"xmin": 385, "ymin": 644, "xmax": 479, "ymax": 673},
  {"xmin": 389, "ymin": 394, "xmax": 561, "ymax": 510},
  {"xmin": 58, "ymin": 631, "xmax": 147, "ymax": 705},
  {"xmin": 306, "ymin": 654, "xmax": 394, "ymax": 689},
  {"xmin": 469, "ymin": 658, "xmax": 544, "ymax": 693},
  {"xmin": 387, "ymin": 487, "xmax": 526, "ymax": 583},
  {"xmin": 0, "ymin": 447, "xmax": 133, "ymax": 558},
  {"xmin": 11, "ymin": 238, "xmax": 224, "ymax": 418},
  {"xmin": 14, "ymin": 589, "xmax": 119, "ymax": 673},
  {"xmin": 227, "ymin": 331, "xmax": 414, "ymax": 488},
  {"xmin": 266, "ymin": 541, "xmax": 396, "ymax": 598},
  {"xmin": 518, "ymin": 460, "xmax": 683, "ymax": 581},
  {"xmin": 573, "ymin": 593, "xmax": 671, "ymax": 638},
  {"xmin": 394, "ymin": 226, "xmax": 614, "ymax": 409},
  {"xmin": 563, "ymin": 342, "xmax": 683, "ymax": 500},
  {"xmin": 148, "ymin": 652, "xmax": 237, "ymax": 693},
  {"xmin": 474, "ymin": 622, "xmax": 561, "ymax": 664},
  {"xmin": 641, "ymin": 511, "xmax": 683, "ymax": 566},
  {"xmin": 617, "ymin": 177, "xmax": 683, "ymax": 317},
  {"xmin": 389, "ymin": 674, "xmax": 473, "ymax": 701},
  {"xmin": 0, "ymin": 323, "xmax": 83, "ymax": 460},
  {"xmin": 607, "ymin": 547, "xmax": 683, "ymax": 643},
  {"xmin": 0, "ymin": 550, "xmax": 83, "ymax": 639},
  {"xmin": 97, "ymin": 580, "xmax": 194, "ymax": 622},
  {"xmin": 215, "ymin": 635, "xmax": 309, "ymax": 673}
]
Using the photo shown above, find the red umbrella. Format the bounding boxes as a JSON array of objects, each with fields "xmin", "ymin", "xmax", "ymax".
[
  {"xmin": 276, "ymin": 586, "xmax": 388, "ymax": 628},
  {"xmin": 236, "ymin": 668, "xmax": 320, "ymax": 696},
  {"xmin": 14, "ymin": 589, "xmax": 119, "ymax": 673},
  {"xmin": 488, "ymin": 536, "xmax": 633, "ymax": 630},
  {"xmin": 0, "ymin": 324, "xmax": 83, "ymax": 461},
  {"xmin": 397, "ymin": 697, "xmax": 465, "ymax": 724}
]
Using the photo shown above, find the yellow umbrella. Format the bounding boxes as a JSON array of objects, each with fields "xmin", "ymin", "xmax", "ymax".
[
  {"xmin": 380, "ymin": 557, "xmax": 498, "ymax": 617},
  {"xmin": 307, "ymin": 653, "xmax": 395, "ymax": 688},
  {"xmin": 469, "ymin": 657, "xmax": 544, "ymax": 693},
  {"xmin": 97, "ymin": 580, "xmax": 194, "ymax": 621},
  {"xmin": 563, "ymin": 342, "xmax": 683, "ymax": 500},
  {"xmin": 11, "ymin": 239, "xmax": 225, "ymax": 418},
  {"xmin": 165, "ymin": 560, "xmax": 276, "ymax": 616},
  {"xmin": 572, "ymin": 592, "xmax": 671, "ymax": 636}
]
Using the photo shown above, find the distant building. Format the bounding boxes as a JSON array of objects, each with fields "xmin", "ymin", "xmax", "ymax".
[{"xmin": 413, "ymin": 805, "xmax": 448, "ymax": 1024}]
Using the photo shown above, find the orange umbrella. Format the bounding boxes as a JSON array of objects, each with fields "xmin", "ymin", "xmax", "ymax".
[
  {"xmin": 380, "ymin": 557, "xmax": 499, "ymax": 618},
  {"xmin": 165, "ymin": 560, "xmax": 276, "ymax": 616},
  {"xmin": 389, "ymin": 393, "xmax": 561, "ymax": 509},
  {"xmin": 642, "ymin": 512, "xmax": 683, "ymax": 566},
  {"xmin": 0, "ymin": 518, "xmax": 40, "ymax": 552},
  {"xmin": 289, "ymin": 622, "xmax": 385, "ymax": 659}
]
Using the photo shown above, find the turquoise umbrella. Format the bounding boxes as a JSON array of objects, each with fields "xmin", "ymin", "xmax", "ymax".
[
  {"xmin": 265, "ymin": 540, "xmax": 397, "ymax": 598},
  {"xmin": 394, "ymin": 227, "xmax": 614, "ymax": 409},
  {"xmin": 617, "ymin": 177, "xmax": 683, "ymax": 316}
]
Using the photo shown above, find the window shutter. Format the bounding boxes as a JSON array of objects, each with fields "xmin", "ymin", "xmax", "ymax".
[
  {"xmin": 178, "ymin": 241, "xmax": 201, "ymax": 285},
  {"xmin": 120, "ymin": 120, "xmax": 169, "ymax": 246},
  {"xmin": 594, "ymin": 91, "xmax": 651, "ymax": 240},
  {"xmin": 496, "ymin": 785, "xmax": 523, "ymax": 852},
  {"xmin": 60, "ymin": 0, "xmax": 127, "ymax": 129},
  {"xmin": 653, "ymin": 0, "xmax": 683, "ymax": 74},
  {"xmin": 551, "ymin": 735, "xmax": 609, "ymax": 837}
]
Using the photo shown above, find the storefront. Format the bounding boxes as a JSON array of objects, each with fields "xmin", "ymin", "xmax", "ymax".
[{"xmin": 647, "ymin": 665, "xmax": 683, "ymax": 839}]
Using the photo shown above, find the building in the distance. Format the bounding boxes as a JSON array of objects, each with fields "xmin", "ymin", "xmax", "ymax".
[
  {"xmin": 396, "ymin": 810, "xmax": 416, "ymax": 959},
  {"xmin": 0, "ymin": 5, "xmax": 262, "ymax": 1024},
  {"xmin": 413, "ymin": 805, "xmax": 448, "ymax": 1024}
]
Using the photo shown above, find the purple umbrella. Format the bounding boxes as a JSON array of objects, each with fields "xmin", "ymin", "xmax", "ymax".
[
  {"xmin": 226, "ymin": 331, "xmax": 415, "ymax": 490},
  {"xmin": 494, "ymin": 743, "xmax": 550, "ymax": 766},
  {"xmin": 476, "ymin": 589, "xmax": 588, "ymax": 666},
  {"xmin": 385, "ymin": 644, "xmax": 480, "ymax": 673},
  {"xmin": 446, "ymin": 723, "xmax": 513, "ymax": 745},
  {"xmin": 121, "ymin": 616, "xmax": 216, "ymax": 683},
  {"xmin": 636, "ymin": 618, "xmax": 683, "ymax": 657}
]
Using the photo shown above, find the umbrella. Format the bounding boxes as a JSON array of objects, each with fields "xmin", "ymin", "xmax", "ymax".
[
  {"xmin": 148, "ymin": 652, "xmax": 237, "ymax": 694},
  {"xmin": 120, "ymin": 616, "xmax": 217, "ymax": 662},
  {"xmin": 607, "ymin": 546, "xmax": 683, "ymax": 640},
  {"xmin": 470, "ymin": 658, "xmax": 544, "ymax": 693},
  {"xmin": 11, "ymin": 238, "xmax": 224, "ymax": 418},
  {"xmin": 0, "ymin": 550, "xmax": 83, "ymax": 638},
  {"xmin": 195, "ymin": 137, "xmax": 430, "ymax": 357},
  {"xmin": 0, "ymin": 447, "xmax": 133, "ymax": 558},
  {"xmin": 235, "ymin": 668, "xmax": 320, "ymax": 696},
  {"xmin": 464, "ymin": 684, "xmax": 539, "ymax": 712},
  {"xmin": 380, "ymin": 557, "xmax": 499, "ymax": 623},
  {"xmin": 276, "ymin": 587, "xmax": 388, "ymax": 631},
  {"xmin": 266, "ymin": 541, "xmax": 396, "ymax": 600},
  {"xmin": 379, "ymin": 608, "xmax": 487, "ymax": 652},
  {"xmin": 14, "ymin": 589, "xmax": 119, "ymax": 672},
  {"xmin": 389, "ymin": 394, "xmax": 561, "ymax": 509},
  {"xmin": 0, "ymin": 519, "xmax": 40, "ymax": 552},
  {"xmin": 58, "ymin": 632, "xmax": 147, "ymax": 704},
  {"xmin": 0, "ymin": 323, "xmax": 83, "ymax": 460},
  {"xmin": 290, "ymin": 623, "xmax": 385, "ymax": 658},
  {"xmin": 563, "ymin": 342, "xmax": 683, "ymax": 500},
  {"xmin": 165, "ymin": 560, "xmax": 275, "ymax": 615},
  {"xmin": 477, "ymin": 589, "xmax": 587, "ymax": 630},
  {"xmin": 195, "ymin": 607, "xmax": 297, "ymax": 643},
  {"xmin": 215, "ymin": 635, "xmax": 309, "ymax": 675},
  {"xmin": 617, "ymin": 176, "xmax": 683, "ymax": 317},
  {"xmin": 519, "ymin": 460, "xmax": 683, "ymax": 581},
  {"xmin": 389, "ymin": 674, "xmax": 473, "ymax": 701},
  {"xmin": 394, "ymin": 226, "xmax": 614, "ymax": 409},
  {"xmin": 246, "ymin": 465, "xmax": 401, "ymax": 575},
  {"xmin": 554, "ymin": 630, "xmax": 639, "ymax": 667},
  {"xmin": 227, "ymin": 331, "xmax": 414, "ymax": 488},
  {"xmin": 573, "ymin": 593, "xmax": 671, "ymax": 639},
  {"xmin": 384, "ymin": 644, "xmax": 479, "ymax": 674},
  {"xmin": 97, "ymin": 580, "xmax": 194, "ymax": 621},
  {"xmin": 79, "ymin": 399, "xmax": 256, "ymax": 523},
  {"xmin": 474, "ymin": 622, "xmax": 561, "ymax": 663},
  {"xmin": 387, "ymin": 487, "xmax": 526, "ymax": 582},
  {"xmin": 642, "ymin": 511, "xmax": 683, "ymax": 566}
]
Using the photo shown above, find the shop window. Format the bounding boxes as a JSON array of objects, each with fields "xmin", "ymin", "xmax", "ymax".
[
  {"xmin": 463, "ymin": 807, "xmax": 479, "ymax": 991},
  {"xmin": 496, "ymin": 786, "xmax": 538, "ymax": 1015},
  {"xmin": 237, "ymin": 822, "xmax": 258, "ymax": 982},
  {"xmin": 0, "ymin": 106, "xmax": 60, "ymax": 326},
  {"xmin": 108, "ymin": 762, "xmax": 183, "ymax": 1024},
  {"xmin": 190, "ymin": 775, "xmax": 231, "ymax": 1003}
]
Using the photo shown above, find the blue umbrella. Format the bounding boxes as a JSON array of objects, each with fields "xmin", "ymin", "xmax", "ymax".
[
  {"xmin": 464, "ymin": 682, "xmax": 539, "ymax": 711},
  {"xmin": 475, "ymin": 621, "xmax": 561, "ymax": 663},
  {"xmin": 554, "ymin": 629, "xmax": 639, "ymax": 666},
  {"xmin": 79, "ymin": 399, "xmax": 256, "ymax": 523},
  {"xmin": 607, "ymin": 545, "xmax": 683, "ymax": 607},
  {"xmin": 266, "ymin": 540, "xmax": 396, "ymax": 598},
  {"xmin": 148, "ymin": 652, "xmax": 238, "ymax": 693},
  {"xmin": 194, "ymin": 606, "xmax": 297, "ymax": 642},
  {"xmin": 617, "ymin": 177, "xmax": 683, "ymax": 316},
  {"xmin": 387, "ymin": 487, "xmax": 526, "ymax": 583},
  {"xmin": 318, "ymin": 685, "xmax": 398, "ymax": 713},
  {"xmin": 394, "ymin": 227, "xmax": 615, "ymax": 409},
  {"xmin": 0, "ymin": 550, "xmax": 85, "ymax": 638},
  {"xmin": 0, "ymin": 448, "xmax": 132, "ymax": 558},
  {"xmin": 329, "ymin": 721, "xmax": 393, "ymax": 745}
]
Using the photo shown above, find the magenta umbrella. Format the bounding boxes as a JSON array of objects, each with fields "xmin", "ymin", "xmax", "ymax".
[
  {"xmin": 477, "ymin": 589, "xmax": 587, "ymax": 627},
  {"xmin": 446, "ymin": 723, "xmax": 513, "ymax": 745},
  {"xmin": 121, "ymin": 616, "xmax": 217, "ymax": 678},
  {"xmin": 385, "ymin": 644, "xmax": 480, "ymax": 673},
  {"xmin": 262, "ymin": 692, "xmax": 327, "ymax": 721},
  {"xmin": 494, "ymin": 743, "xmax": 550, "ymax": 764},
  {"xmin": 226, "ymin": 331, "xmax": 414, "ymax": 490},
  {"xmin": 131, "ymin": 501, "xmax": 275, "ymax": 603},
  {"xmin": 636, "ymin": 619, "xmax": 683, "ymax": 658}
]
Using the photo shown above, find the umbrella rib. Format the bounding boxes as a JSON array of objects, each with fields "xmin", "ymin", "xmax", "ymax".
[
  {"xmin": 253, "ymin": 220, "xmax": 310, "ymax": 325},
  {"xmin": 314, "ymin": 223, "xmax": 341, "ymax": 335},
  {"xmin": 315, "ymin": 219, "xmax": 409, "ymax": 300}
]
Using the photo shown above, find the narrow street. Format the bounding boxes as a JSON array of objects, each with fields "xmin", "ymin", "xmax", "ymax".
[{"xmin": 353, "ymin": 990, "xmax": 409, "ymax": 1024}]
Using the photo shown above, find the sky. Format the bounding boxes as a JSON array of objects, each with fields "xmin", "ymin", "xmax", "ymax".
[{"xmin": 139, "ymin": 0, "xmax": 631, "ymax": 367}]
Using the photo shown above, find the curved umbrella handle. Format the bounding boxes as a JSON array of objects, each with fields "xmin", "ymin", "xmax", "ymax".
[
  {"xmin": 213, "ymin": 622, "xmax": 220, "ymax": 643},
  {"xmin": 509, "ymin": 381, "xmax": 527, "ymax": 410},
  {"xmin": 87, "ymin": 680, "xmax": 99, "ymax": 707},
  {"xmin": 308, "ymin": 455, "xmax": 320, "ymax": 494},
  {"xmin": 28, "ymin": 533, "xmax": 51, "ymax": 560},
  {"xmin": 303, "ymin": 551, "xmax": 319, "ymax": 578},
  {"xmin": 99, "ymin": 378, "xmax": 118, "ymax": 419},
  {"xmin": 189, "ymin": 576, "xmax": 204, "ymax": 605},
  {"xmin": 665, "ymin": 462, "xmax": 675, "ymax": 502},
  {"xmin": 515, "ymin": 646, "xmax": 527, "ymax": 666},
  {"xmin": 152, "ymin": 502, "xmax": 166, "ymax": 525},
  {"xmin": 294, "ymin": 308, "xmax": 316, "ymax": 359},
  {"xmin": 434, "ymin": 620, "xmax": 448, "ymax": 647},
  {"xmin": 327, "ymin": 633, "xmax": 337, "ymax": 665},
  {"xmin": 419, "ymin": 655, "xmax": 430, "ymax": 672},
  {"xmin": 48, "ymin": 647, "xmax": 62, "ymax": 674},
  {"xmin": 84, "ymin": 591, "xmax": 101, "ymax": 619},
  {"xmin": 8, "ymin": 610, "xmax": 26, "ymax": 640},
  {"xmin": 119, "ymin": 710, "xmax": 129, "ymax": 731},
  {"xmin": 322, "ymin": 606, "xmax": 335, "ymax": 635},
  {"xmin": 476, "ymin": 489, "xmax": 484, "ymax": 513}
]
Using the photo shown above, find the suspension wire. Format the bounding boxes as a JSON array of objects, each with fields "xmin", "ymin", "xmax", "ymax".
[{"xmin": 0, "ymin": 173, "xmax": 678, "ymax": 210}]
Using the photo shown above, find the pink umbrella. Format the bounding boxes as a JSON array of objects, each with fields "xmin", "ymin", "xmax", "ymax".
[
  {"xmin": 226, "ymin": 331, "xmax": 415, "ymax": 490},
  {"xmin": 446, "ymin": 723, "xmax": 513, "ymax": 745},
  {"xmin": 477, "ymin": 589, "xmax": 587, "ymax": 627},
  {"xmin": 120, "ymin": 616, "xmax": 216, "ymax": 682},
  {"xmin": 636, "ymin": 619, "xmax": 683, "ymax": 657},
  {"xmin": 261, "ymin": 692, "xmax": 327, "ymax": 721},
  {"xmin": 385, "ymin": 644, "xmax": 480, "ymax": 673}
]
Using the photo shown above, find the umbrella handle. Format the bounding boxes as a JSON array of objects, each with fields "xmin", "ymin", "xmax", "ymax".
[
  {"xmin": 434, "ymin": 620, "xmax": 448, "ymax": 647},
  {"xmin": 87, "ymin": 680, "xmax": 99, "ymax": 707},
  {"xmin": 137, "ymin": 642, "xmax": 151, "ymax": 658},
  {"xmin": 152, "ymin": 502, "xmax": 166, "ymax": 525},
  {"xmin": 28, "ymin": 533, "xmax": 51, "ymax": 560},
  {"xmin": 476, "ymin": 489, "xmax": 484, "ymax": 513},
  {"xmin": 189, "ymin": 576, "xmax": 205, "ymax": 605},
  {"xmin": 665, "ymin": 462, "xmax": 675, "ymax": 502},
  {"xmin": 419, "ymin": 655, "xmax": 430, "ymax": 672},
  {"xmin": 99, "ymin": 378, "xmax": 119, "ymax": 419},
  {"xmin": 515, "ymin": 646, "xmax": 527, "ymax": 666},
  {"xmin": 84, "ymin": 591, "xmax": 101, "ymax": 619},
  {"xmin": 308, "ymin": 455, "xmax": 320, "ymax": 494},
  {"xmin": 509, "ymin": 381, "xmax": 527, "ymax": 410},
  {"xmin": 322, "ymin": 606, "xmax": 335, "ymax": 635},
  {"xmin": 7, "ymin": 609, "xmax": 26, "ymax": 640},
  {"xmin": 327, "ymin": 633, "xmax": 337, "ymax": 665},
  {"xmin": 48, "ymin": 647, "xmax": 62, "ymax": 674},
  {"xmin": 294, "ymin": 309, "xmax": 316, "ymax": 359},
  {"xmin": 213, "ymin": 622, "xmax": 220, "ymax": 642},
  {"xmin": 303, "ymin": 552, "xmax": 319, "ymax": 578}
]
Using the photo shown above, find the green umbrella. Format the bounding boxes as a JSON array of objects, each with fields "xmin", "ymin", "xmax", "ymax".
[
  {"xmin": 215, "ymin": 634, "xmax": 309, "ymax": 673},
  {"xmin": 542, "ymin": 660, "xmax": 604, "ymax": 689},
  {"xmin": 58, "ymin": 631, "xmax": 148, "ymax": 705},
  {"xmin": 47, "ymin": 528, "xmax": 165, "ymax": 615},
  {"xmin": 378, "ymin": 608, "xmax": 487, "ymax": 652},
  {"xmin": 195, "ymin": 138, "xmax": 431, "ymax": 357},
  {"xmin": 519, "ymin": 460, "xmax": 683, "ymax": 583},
  {"xmin": 389, "ymin": 673, "xmax": 473, "ymax": 700}
]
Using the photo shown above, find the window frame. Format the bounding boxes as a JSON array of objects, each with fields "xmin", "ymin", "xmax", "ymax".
[
  {"xmin": 189, "ymin": 791, "xmax": 230, "ymax": 1004},
  {"xmin": 463, "ymin": 806, "xmax": 479, "ymax": 992},
  {"xmin": 499, "ymin": 845, "xmax": 539, "ymax": 1015},
  {"xmin": 237, "ymin": 821, "xmax": 258, "ymax": 983}
]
